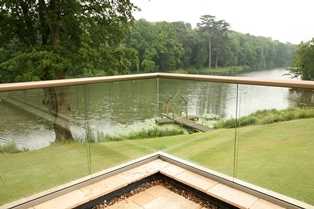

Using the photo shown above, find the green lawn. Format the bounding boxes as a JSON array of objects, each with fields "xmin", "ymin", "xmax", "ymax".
[{"xmin": 1, "ymin": 118, "xmax": 314, "ymax": 206}]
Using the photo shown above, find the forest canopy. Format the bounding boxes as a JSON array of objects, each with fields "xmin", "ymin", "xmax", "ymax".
[
  {"xmin": 0, "ymin": 1, "xmax": 305, "ymax": 142},
  {"xmin": 124, "ymin": 17, "xmax": 296, "ymax": 74},
  {"xmin": 292, "ymin": 38, "xmax": 314, "ymax": 80},
  {"xmin": 0, "ymin": 6, "xmax": 296, "ymax": 82}
]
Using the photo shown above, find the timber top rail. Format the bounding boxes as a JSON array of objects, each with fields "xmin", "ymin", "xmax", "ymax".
[{"xmin": 0, "ymin": 72, "xmax": 314, "ymax": 92}]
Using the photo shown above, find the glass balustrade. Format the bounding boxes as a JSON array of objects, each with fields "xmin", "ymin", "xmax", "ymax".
[
  {"xmin": 236, "ymin": 85, "xmax": 314, "ymax": 205},
  {"xmin": 0, "ymin": 85, "xmax": 91, "ymax": 205},
  {"xmin": 82, "ymin": 79, "xmax": 160, "ymax": 173},
  {"xmin": 159, "ymin": 79, "xmax": 239, "ymax": 177},
  {"xmin": 0, "ymin": 75, "xmax": 313, "ymax": 206}
]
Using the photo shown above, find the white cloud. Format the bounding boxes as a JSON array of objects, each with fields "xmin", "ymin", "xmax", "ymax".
[{"xmin": 132, "ymin": 0, "xmax": 314, "ymax": 44}]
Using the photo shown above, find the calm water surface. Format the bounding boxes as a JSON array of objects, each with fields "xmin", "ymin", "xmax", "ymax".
[{"xmin": 0, "ymin": 68, "xmax": 312, "ymax": 149}]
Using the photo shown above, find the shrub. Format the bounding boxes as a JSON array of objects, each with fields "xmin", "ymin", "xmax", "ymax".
[
  {"xmin": 214, "ymin": 107, "xmax": 314, "ymax": 129},
  {"xmin": 141, "ymin": 59, "xmax": 156, "ymax": 72},
  {"xmin": 101, "ymin": 126, "xmax": 185, "ymax": 142},
  {"xmin": 0, "ymin": 141, "xmax": 21, "ymax": 153},
  {"xmin": 239, "ymin": 116, "xmax": 257, "ymax": 126},
  {"xmin": 214, "ymin": 118, "xmax": 236, "ymax": 129}
]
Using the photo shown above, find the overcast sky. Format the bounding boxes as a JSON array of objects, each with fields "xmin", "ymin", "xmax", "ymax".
[{"xmin": 131, "ymin": 0, "xmax": 314, "ymax": 44}]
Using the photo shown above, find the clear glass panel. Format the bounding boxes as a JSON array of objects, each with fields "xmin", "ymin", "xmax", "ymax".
[
  {"xmin": 0, "ymin": 86, "xmax": 91, "ymax": 205},
  {"xmin": 2, "ymin": 76, "xmax": 314, "ymax": 207},
  {"xmin": 82, "ymin": 79, "xmax": 160, "ymax": 173},
  {"xmin": 237, "ymin": 85, "xmax": 314, "ymax": 205},
  {"xmin": 159, "ymin": 79, "xmax": 238, "ymax": 176},
  {"xmin": 0, "ymin": 151, "xmax": 11, "ymax": 204}
]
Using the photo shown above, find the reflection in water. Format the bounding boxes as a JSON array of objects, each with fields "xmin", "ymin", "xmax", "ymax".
[
  {"xmin": 0, "ymin": 102, "xmax": 55, "ymax": 149},
  {"xmin": 0, "ymin": 68, "xmax": 313, "ymax": 150},
  {"xmin": 159, "ymin": 80, "xmax": 237, "ymax": 118},
  {"xmin": 238, "ymin": 85, "xmax": 290, "ymax": 116},
  {"xmin": 0, "ymin": 79, "xmax": 159, "ymax": 149}
]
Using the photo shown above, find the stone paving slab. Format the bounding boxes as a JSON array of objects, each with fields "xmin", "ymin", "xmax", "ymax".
[
  {"xmin": 80, "ymin": 174, "xmax": 128, "ymax": 202},
  {"xmin": 33, "ymin": 190, "xmax": 85, "ymax": 209},
  {"xmin": 105, "ymin": 200, "xmax": 142, "ymax": 209},
  {"xmin": 208, "ymin": 184, "xmax": 258, "ymax": 209},
  {"xmin": 250, "ymin": 199, "xmax": 285, "ymax": 209},
  {"xmin": 107, "ymin": 185, "xmax": 202, "ymax": 209},
  {"xmin": 174, "ymin": 170, "xmax": 218, "ymax": 192},
  {"xmin": 159, "ymin": 162, "xmax": 186, "ymax": 178}
]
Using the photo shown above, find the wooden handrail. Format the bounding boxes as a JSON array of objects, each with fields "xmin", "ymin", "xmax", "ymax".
[
  {"xmin": 0, "ymin": 73, "xmax": 159, "ymax": 92},
  {"xmin": 0, "ymin": 72, "xmax": 314, "ymax": 92},
  {"xmin": 159, "ymin": 73, "xmax": 314, "ymax": 90}
]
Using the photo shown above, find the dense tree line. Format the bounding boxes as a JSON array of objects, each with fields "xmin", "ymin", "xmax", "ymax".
[
  {"xmin": 124, "ymin": 17, "xmax": 296, "ymax": 73},
  {"xmin": 0, "ymin": 11, "xmax": 296, "ymax": 82},
  {"xmin": 0, "ymin": 0, "xmax": 138, "ymax": 83},
  {"xmin": 292, "ymin": 38, "xmax": 314, "ymax": 80},
  {"xmin": 0, "ymin": 0, "xmax": 137, "ymax": 140}
]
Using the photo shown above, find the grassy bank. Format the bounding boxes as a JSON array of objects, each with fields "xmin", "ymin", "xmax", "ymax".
[
  {"xmin": 215, "ymin": 107, "xmax": 314, "ymax": 128},
  {"xmin": 171, "ymin": 66, "xmax": 251, "ymax": 75},
  {"xmin": 1, "ymin": 118, "xmax": 314, "ymax": 205},
  {"xmin": 98, "ymin": 125, "xmax": 186, "ymax": 142}
]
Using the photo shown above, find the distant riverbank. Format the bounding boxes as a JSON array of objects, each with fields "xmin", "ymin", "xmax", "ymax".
[{"xmin": 170, "ymin": 66, "xmax": 290, "ymax": 76}]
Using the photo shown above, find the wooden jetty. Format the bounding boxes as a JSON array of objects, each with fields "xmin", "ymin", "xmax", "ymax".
[{"xmin": 157, "ymin": 113, "xmax": 211, "ymax": 132}]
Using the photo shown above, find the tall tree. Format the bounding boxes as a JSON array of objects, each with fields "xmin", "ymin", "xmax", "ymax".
[
  {"xmin": 197, "ymin": 15, "xmax": 230, "ymax": 68},
  {"xmin": 198, "ymin": 15, "xmax": 215, "ymax": 68},
  {"xmin": 293, "ymin": 38, "xmax": 314, "ymax": 80},
  {"xmin": 0, "ymin": 0, "xmax": 137, "ymax": 141}
]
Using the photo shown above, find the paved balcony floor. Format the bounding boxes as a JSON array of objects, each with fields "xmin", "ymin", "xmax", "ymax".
[
  {"xmin": 105, "ymin": 185, "xmax": 203, "ymax": 209},
  {"xmin": 3, "ymin": 153, "xmax": 298, "ymax": 209}
]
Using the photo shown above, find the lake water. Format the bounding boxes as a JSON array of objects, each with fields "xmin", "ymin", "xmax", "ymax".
[{"xmin": 0, "ymin": 68, "xmax": 313, "ymax": 150}]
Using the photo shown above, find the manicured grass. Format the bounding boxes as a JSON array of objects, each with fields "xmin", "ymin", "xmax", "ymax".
[{"xmin": 1, "ymin": 118, "xmax": 314, "ymax": 205}]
